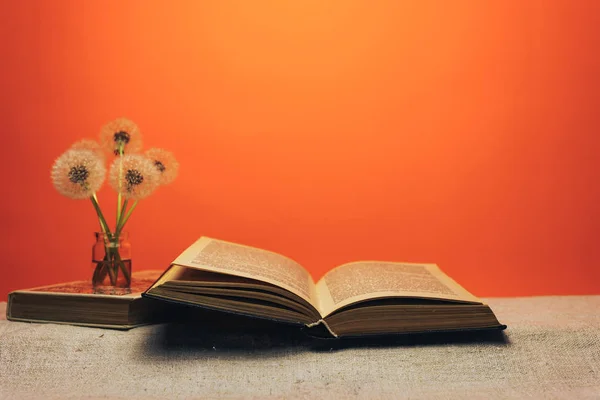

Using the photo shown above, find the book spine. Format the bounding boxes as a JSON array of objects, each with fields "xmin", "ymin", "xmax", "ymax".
[{"xmin": 6, "ymin": 293, "xmax": 13, "ymax": 320}]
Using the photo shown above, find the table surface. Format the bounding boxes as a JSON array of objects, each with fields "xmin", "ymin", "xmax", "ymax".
[{"xmin": 1, "ymin": 296, "xmax": 599, "ymax": 399}]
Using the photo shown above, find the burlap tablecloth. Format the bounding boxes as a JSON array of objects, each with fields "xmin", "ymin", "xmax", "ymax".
[{"xmin": 1, "ymin": 296, "xmax": 599, "ymax": 399}]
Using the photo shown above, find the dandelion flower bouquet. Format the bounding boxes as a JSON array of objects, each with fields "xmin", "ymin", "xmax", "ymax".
[{"xmin": 51, "ymin": 118, "xmax": 178, "ymax": 290}]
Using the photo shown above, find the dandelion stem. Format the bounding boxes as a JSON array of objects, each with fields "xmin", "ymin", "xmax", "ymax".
[
  {"xmin": 116, "ymin": 200, "xmax": 138, "ymax": 236},
  {"xmin": 90, "ymin": 194, "xmax": 116, "ymax": 285},
  {"xmin": 104, "ymin": 251, "xmax": 117, "ymax": 285},
  {"xmin": 117, "ymin": 199, "xmax": 129, "ymax": 233},
  {"xmin": 117, "ymin": 194, "xmax": 122, "ymax": 230},
  {"xmin": 90, "ymin": 194, "xmax": 111, "ymax": 237},
  {"xmin": 116, "ymin": 144, "xmax": 124, "ymax": 230},
  {"xmin": 113, "ymin": 250, "xmax": 131, "ymax": 285},
  {"xmin": 114, "ymin": 144, "xmax": 127, "ymax": 287}
]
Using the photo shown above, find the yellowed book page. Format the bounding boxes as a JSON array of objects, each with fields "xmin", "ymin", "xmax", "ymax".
[
  {"xmin": 171, "ymin": 237, "xmax": 318, "ymax": 307},
  {"xmin": 150, "ymin": 264, "xmax": 188, "ymax": 289},
  {"xmin": 315, "ymin": 261, "xmax": 481, "ymax": 317}
]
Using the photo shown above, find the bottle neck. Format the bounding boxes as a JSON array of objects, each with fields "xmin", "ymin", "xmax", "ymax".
[{"xmin": 95, "ymin": 231, "xmax": 129, "ymax": 242}]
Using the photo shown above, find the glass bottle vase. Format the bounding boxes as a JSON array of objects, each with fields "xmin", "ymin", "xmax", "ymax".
[{"xmin": 92, "ymin": 231, "xmax": 132, "ymax": 290}]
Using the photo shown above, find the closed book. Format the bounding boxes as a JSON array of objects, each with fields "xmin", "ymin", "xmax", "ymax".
[{"xmin": 7, "ymin": 270, "xmax": 167, "ymax": 329}]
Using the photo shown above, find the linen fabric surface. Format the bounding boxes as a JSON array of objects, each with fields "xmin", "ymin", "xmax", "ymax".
[{"xmin": 1, "ymin": 296, "xmax": 599, "ymax": 399}]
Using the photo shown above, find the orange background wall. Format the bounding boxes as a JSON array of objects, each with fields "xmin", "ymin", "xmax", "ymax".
[{"xmin": 1, "ymin": 1, "xmax": 599, "ymax": 301}]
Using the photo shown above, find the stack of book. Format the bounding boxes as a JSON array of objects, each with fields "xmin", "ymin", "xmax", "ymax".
[{"xmin": 7, "ymin": 237, "xmax": 505, "ymax": 338}]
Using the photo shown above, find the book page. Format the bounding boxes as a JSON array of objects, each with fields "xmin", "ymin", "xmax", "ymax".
[
  {"xmin": 171, "ymin": 237, "xmax": 318, "ymax": 306},
  {"xmin": 315, "ymin": 261, "xmax": 480, "ymax": 317}
]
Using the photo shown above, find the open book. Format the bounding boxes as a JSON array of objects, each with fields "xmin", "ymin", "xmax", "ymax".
[{"xmin": 144, "ymin": 237, "xmax": 505, "ymax": 338}]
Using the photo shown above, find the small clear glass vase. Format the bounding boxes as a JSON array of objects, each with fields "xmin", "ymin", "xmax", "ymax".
[{"xmin": 92, "ymin": 231, "xmax": 132, "ymax": 291}]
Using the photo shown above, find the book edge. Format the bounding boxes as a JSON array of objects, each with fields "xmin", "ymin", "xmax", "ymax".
[
  {"xmin": 142, "ymin": 291, "xmax": 310, "ymax": 328},
  {"xmin": 303, "ymin": 324, "xmax": 507, "ymax": 340},
  {"xmin": 6, "ymin": 292, "xmax": 13, "ymax": 320},
  {"xmin": 8, "ymin": 290, "xmax": 143, "ymax": 300},
  {"xmin": 4, "ymin": 315, "xmax": 145, "ymax": 330}
]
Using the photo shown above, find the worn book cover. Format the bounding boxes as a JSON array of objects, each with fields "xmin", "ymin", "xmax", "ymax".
[{"xmin": 7, "ymin": 270, "xmax": 166, "ymax": 329}]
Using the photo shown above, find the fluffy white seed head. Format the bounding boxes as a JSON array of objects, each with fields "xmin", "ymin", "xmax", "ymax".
[
  {"xmin": 51, "ymin": 149, "xmax": 106, "ymax": 199},
  {"xmin": 109, "ymin": 154, "xmax": 160, "ymax": 200},
  {"xmin": 100, "ymin": 117, "xmax": 142, "ymax": 155},
  {"xmin": 145, "ymin": 148, "xmax": 179, "ymax": 185}
]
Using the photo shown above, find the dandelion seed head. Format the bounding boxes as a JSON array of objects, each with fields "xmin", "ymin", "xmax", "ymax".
[
  {"xmin": 114, "ymin": 131, "xmax": 130, "ymax": 145},
  {"xmin": 71, "ymin": 139, "xmax": 105, "ymax": 161},
  {"xmin": 109, "ymin": 154, "xmax": 159, "ymax": 200},
  {"xmin": 125, "ymin": 169, "xmax": 144, "ymax": 187},
  {"xmin": 51, "ymin": 149, "xmax": 106, "ymax": 199},
  {"xmin": 99, "ymin": 118, "xmax": 142, "ymax": 155},
  {"xmin": 68, "ymin": 165, "xmax": 90, "ymax": 184},
  {"xmin": 145, "ymin": 148, "xmax": 179, "ymax": 185},
  {"xmin": 154, "ymin": 160, "xmax": 166, "ymax": 173}
]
